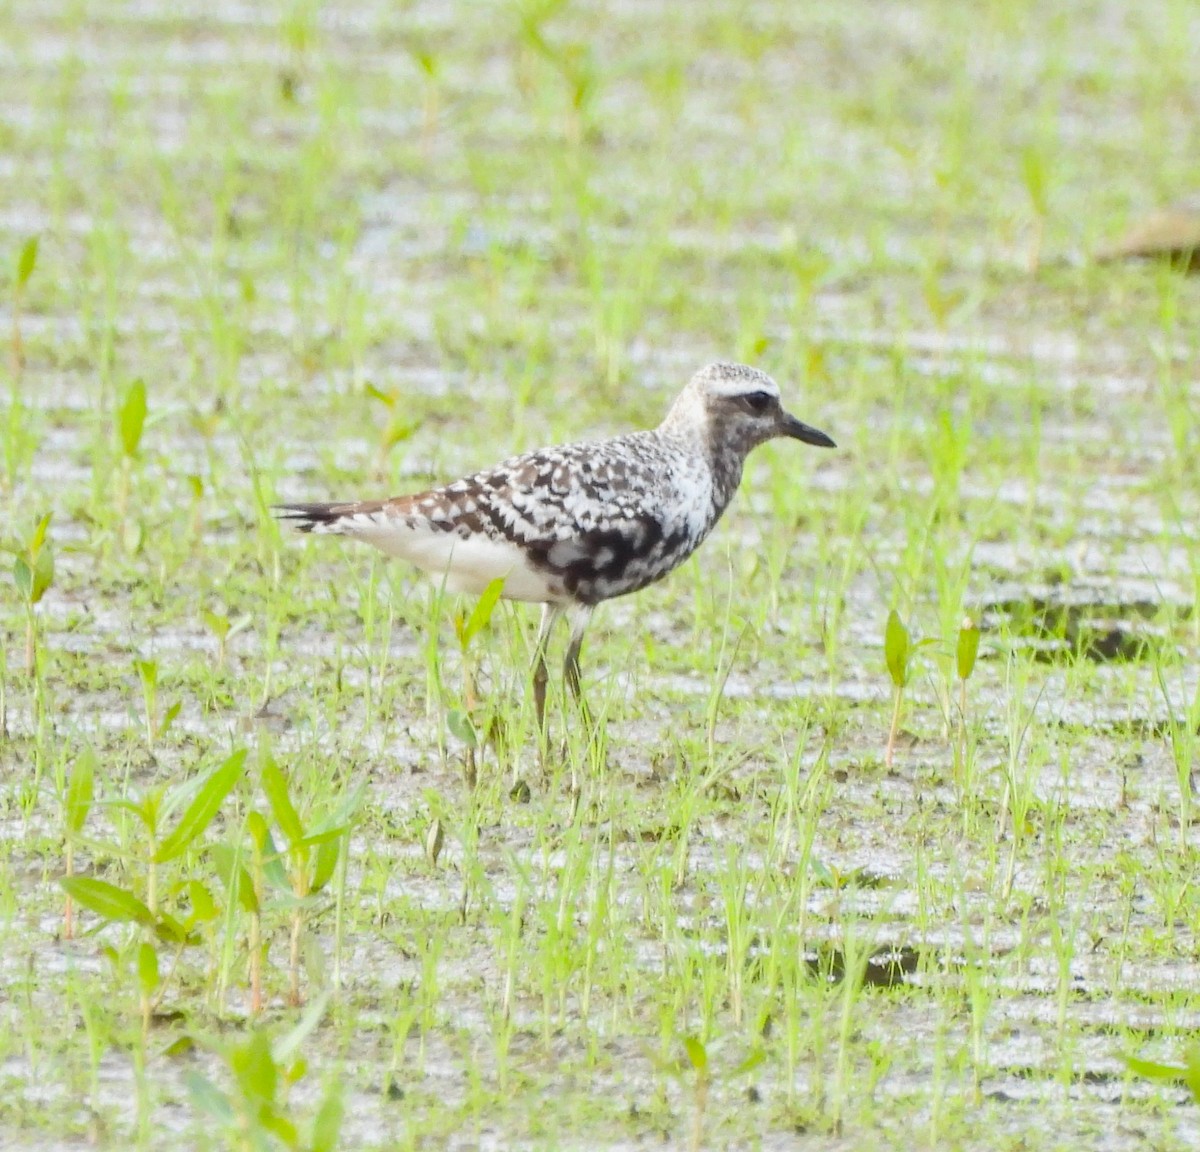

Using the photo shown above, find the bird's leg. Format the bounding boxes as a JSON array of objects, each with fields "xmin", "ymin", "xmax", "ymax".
[
  {"xmin": 531, "ymin": 604, "xmax": 560, "ymax": 764},
  {"xmin": 563, "ymin": 617, "xmax": 589, "ymax": 717},
  {"xmin": 563, "ymin": 607, "xmax": 596, "ymax": 787}
]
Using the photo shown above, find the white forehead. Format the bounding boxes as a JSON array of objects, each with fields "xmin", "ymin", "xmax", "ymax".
[{"xmin": 689, "ymin": 362, "xmax": 780, "ymax": 400}]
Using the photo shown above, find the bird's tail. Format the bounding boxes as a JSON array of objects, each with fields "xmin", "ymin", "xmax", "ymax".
[{"xmin": 273, "ymin": 501, "xmax": 390, "ymax": 535}]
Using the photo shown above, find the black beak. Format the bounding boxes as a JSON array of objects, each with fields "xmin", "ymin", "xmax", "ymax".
[{"xmin": 780, "ymin": 411, "xmax": 836, "ymax": 448}]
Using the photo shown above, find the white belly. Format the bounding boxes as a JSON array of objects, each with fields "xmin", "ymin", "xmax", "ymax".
[{"xmin": 368, "ymin": 524, "xmax": 562, "ymax": 603}]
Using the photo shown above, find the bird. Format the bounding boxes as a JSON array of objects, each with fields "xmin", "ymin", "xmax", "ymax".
[{"xmin": 275, "ymin": 362, "xmax": 835, "ymax": 743}]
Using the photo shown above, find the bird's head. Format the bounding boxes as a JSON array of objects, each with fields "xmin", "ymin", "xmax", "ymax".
[{"xmin": 663, "ymin": 362, "xmax": 836, "ymax": 458}]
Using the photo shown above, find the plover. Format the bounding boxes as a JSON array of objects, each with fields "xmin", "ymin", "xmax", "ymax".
[{"xmin": 276, "ymin": 362, "xmax": 834, "ymax": 736}]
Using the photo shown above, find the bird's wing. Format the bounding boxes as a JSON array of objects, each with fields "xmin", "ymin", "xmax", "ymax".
[{"xmin": 275, "ymin": 433, "xmax": 707, "ymax": 603}]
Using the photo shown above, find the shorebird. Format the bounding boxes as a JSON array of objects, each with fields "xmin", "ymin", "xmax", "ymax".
[{"xmin": 276, "ymin": 362, "xmax": 834, "ymax": 739}]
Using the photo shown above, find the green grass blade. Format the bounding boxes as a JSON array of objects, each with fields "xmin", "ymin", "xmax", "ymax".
[{"xmin": 65, "ymin": 750, "xmax": 95, "ymax": 835}]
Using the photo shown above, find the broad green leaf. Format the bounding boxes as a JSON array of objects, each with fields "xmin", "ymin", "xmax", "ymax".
[
  {"xmin": 12, "ymin": 556, "xmax": 31, "ymax": 600},
  {"xmin": 65, "ymin": 750, "xmax": 95, "ymax": 834},
  {"xmin": 28, "ymin": 512, "xmax": 51, "ymax": 555},
  {"xmin": 258, "ymin": 1109, "xmax": 299, "ymax": 1146},
  {"xmin": 311, "ymin": 836, "xmax": 341, "ymax": 894},
  {"xmin": 424, "ymin": 818, "xmax": 444, "ymax": 868},
  {"xmin": 260, "ymin": 825, "xmax": 290, "ymax": 888},
  {"xmin": 60, "ymin": 876, "xmax": 155, "ymax": 927},
  {"xmin": 30, "ymin": 546, "xmax": 53, "ymax": 603},
  {"xmin": 155, "ymin": 749, "xmax": 247, "ymax": 862},
  {"xmin": 263, "ymin": 851, "xmax": 292, "ymax": 894},
  {"xmin": 884, "ymin": 609, "xmax": 910, "ymax": 689},
  {"xmin": 447, "ymin": 708, "xmax": 477, "ymax": 748},
  {"xmin": 136, "ymin": 940, "xmax": 160, "ymax": 997},
  {"xmin": 311, "ymin": 1090, "xmax": 345, "ymax": 1152},
  {"xmin": 201, "ymin": 609, "xmax": 230, "ymax": 640},
  {"xmin": 210, "ymin": 843, "xmax": 259, "ymax": 914},
  {"xmin": 153, "ymin": 910, "xmax": 194, "ymax": 946},
  {"xmin": 135, "ymin": 659, "xmax": 157, "ymax": 691},
  {"xmin": 185, "ymin": 880, "xmax": 217, "ymax": 923},
  {"xmin": 248, "ymin": 817, "xmax": 291, "ymax": 892},
  {"xmin": 462, "ymin": 577, "xmax": 506, "ymax": 647},
  {"xmin": 285, "ymin": 1057, "xmax": 308, "ymax": 1084},
  {"xmin": 261, "ymin": 755, "xmax": 304, "ymax": 846},
  {"xmin": 682, "ymin": 1035, "xmax": 707, "ymax": 1073},
  {"xmin": 956, "ymin": 617, "xmax": 981, "ymax": 682},
  {"xmin": 1022, "ymin": 147, "xmax": 1047, "ymax": 215},
  {"xmin": 118, "ymin": 378, "xmax": 147, "ymax": 457},
  {"xmin": 247, "ymin": 810, "xmax": 270, "ymax": 851},
  {"xmin": 16, "ymin": 236, "xmax": 38, "ymax": 289},
  {"xmin": 230, "ymin": 1031, "xmax": 277, "ymax": 1106}
]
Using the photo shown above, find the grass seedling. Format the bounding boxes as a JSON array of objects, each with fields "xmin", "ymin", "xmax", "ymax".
[
  {"xmin": 404, "ymin": 40, "xmax": 442, "ymax": 154},
  {"xmin": 62, "ymin": 747, "xmax": 246, "ymax": 962},
  {"xmin": 364, "ymin": 382, "xmax": 420, "ymax": 477},
  {"xmin": 921, "ymin": 266, "xmax": 967, "ymax": 330},
  {"xmin": 1154, "ymin": 663, "xmax": 1198, "ymax": 845},
  {"xmin": 449, "ymin": 576, "xmax": 505, "ymax": 786},
  {"xmin": 260, "ymin": 752, "xmax": 360, "ymax": 1006},
  {"xmin": 202, "ymin": 608, "xmax": 253, "ymax": 669},
  {"xmin": 61, "ymin": 749, "xmax": 95, "ymax": 940},
  {"xmin": 955, "ymin": 615, "xmax": 981, "ymax": 779},
  {"xmin": 10, "ymin": 512, "xmax": 53, "ymax": 675},
  {"xmin": 61, "ymin": 875, "xmax": 189, "ymax": 1049},
  {"xmin": 424, "ymin": 816, "xmax": 444, "ymax": 869},
  {"xmin": 114, "ymin": 376, "xmax": 147, "ymax": 530},
  {"xmin": 243, "ymin": 812, "xmax": 274, "ymax": 1016},
  {"xmin": 135, "ymin": 658, "xmax": 180, "ymax": 749},
  {"xmin": 9, "ymin": 235, "xmax": 37, "ymax": 376},
  {"xmin": 681, "ymin": 1036, "xmax": 710, "ymax": 1152},
  {"xmin": 661, "ymin": 1035, "xmax": 765, "ymax": 1152},
  {"xmin": 884, "ymin": 609, "xmax": 933, "ymax": 767},
  {"xmin": 212, "ymin": 834, "xmax": 265, "ymax": 1014},
  {"xmin": 518, "ymin": 6, "xmax": 600, "ymax": 146},
  {"xmin": 2, "ymin": 378, "xmax": 38, "ymax": 493},
  {"xmin": 704, "ymin": 613, "xmax": 750, "ymax": 765},
  {"xmin": 185, "ymin": 992, "xmax": 343, "ymax": 1152},
  {"xmin": 997, "ymin": 658, "xmax": 1046, "ymax": 900},
  {"xmin": 1021, "ymin": 145, "xmax": 1049, "ymax": 273}
]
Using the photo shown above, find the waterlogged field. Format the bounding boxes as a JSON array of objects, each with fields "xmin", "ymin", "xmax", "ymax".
[{"xmin": 2, "ymin": 1, "xmax": 1199, "ymax": 1148}]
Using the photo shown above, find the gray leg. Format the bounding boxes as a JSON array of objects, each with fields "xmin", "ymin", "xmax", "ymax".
[
  {"xmin": 531, "ymin": 603, "xmax": 560, "ymax": 736},
  {"xmin": 563, "ymin": 606, "xmax": 594, "ymax": 722},
  {"xmin": 562, "ymin": 606, "xmax": 596, "ymax": 798}
]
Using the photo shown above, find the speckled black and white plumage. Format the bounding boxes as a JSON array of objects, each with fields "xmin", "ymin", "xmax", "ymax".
[{"xmin": 276, "ymin": 362, "xmax": 834, "ymax": 731}]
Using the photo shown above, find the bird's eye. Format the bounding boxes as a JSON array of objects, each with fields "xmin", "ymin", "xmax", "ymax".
[{"xmin": 740, "ymin": 391, "xmax": 773, "ymax": 414}]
